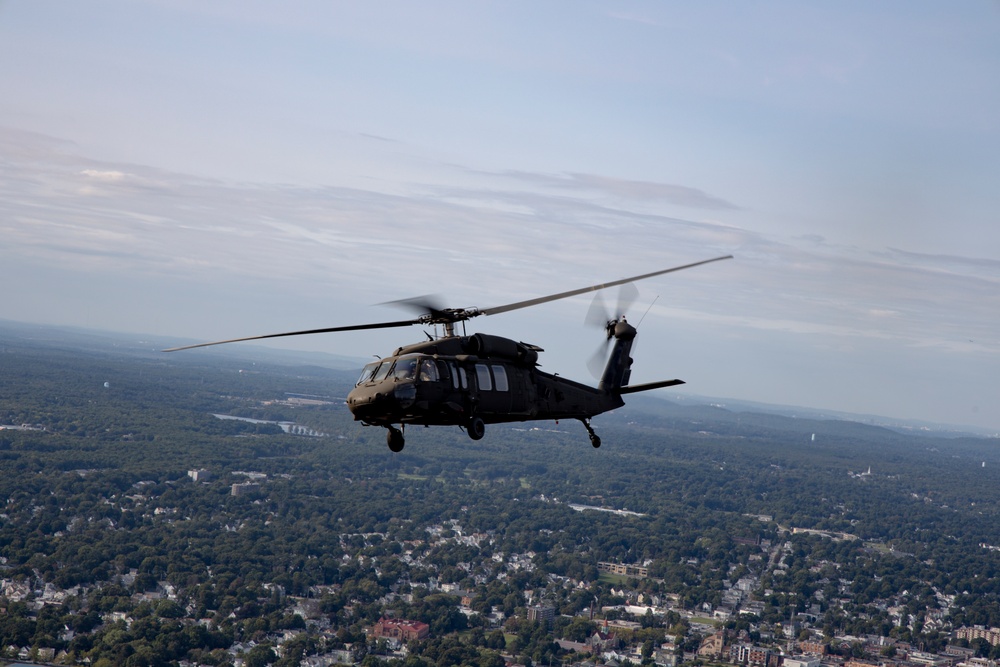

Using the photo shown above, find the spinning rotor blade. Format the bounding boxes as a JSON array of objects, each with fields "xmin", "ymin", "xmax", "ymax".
[
  {"xmin": 585, "ymin": 291, "xmax": 612, "ymax": 329},
  {"xmin": 585, "ymin": 283, "xmax": 637, "ymax": 329},
  {"xmin": 164, "ymin": 255, "xmax": 732, "ymax": 353},
  {"xmin": 380, "ymin": 295, "xmax": 448, "ymax": 319},
  {"xmin": 479, "ymin": 255, "xmax": 732, "ymax": 317},
  {"xmin": 585, "ymin": 282, "xmax": 639, "ymax": 378},
  {"xmin": 616, "ymin": 282, "xmax": 639, "ymax": 318},
  {"xmin": 587, "ymin": 343, "xmax": 611, "ymax": 379},
  {"xmin": 162, "ymin": 319, "xmax": 419, "ymax": 352}
]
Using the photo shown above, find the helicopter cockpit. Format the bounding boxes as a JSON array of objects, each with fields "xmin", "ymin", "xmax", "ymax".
[
  {"xmin": 355, "ymin": 354, "xmax": 441, "ymax": 386},
  {"xmin": 349, "ymin": 354, "xmax": 452, "ymax": 427}
]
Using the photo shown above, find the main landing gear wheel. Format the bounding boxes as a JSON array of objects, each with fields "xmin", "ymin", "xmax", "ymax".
[
  {"xmin": 386, "ymin": 426, "xmax": 405, "ymax": 452},
  {"xmin": 467, "ymin": 417, "xmax": 486, "ymax": 441},
  {"xmin": 579, "ymin": 418, "xmax": 601, "ymax": 448}
]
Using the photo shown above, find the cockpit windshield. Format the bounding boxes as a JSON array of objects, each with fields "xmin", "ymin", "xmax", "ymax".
[
  {"xmin": 356, "ymin": 355, "xmax": 425, "ymax": 386},
  {"xmin": 372, "ymin": 361, "xmax": 393, "ymax": 383},
  {"xmin": 356, "ymin": 361, "xmax": 382, "ymax": 386}
]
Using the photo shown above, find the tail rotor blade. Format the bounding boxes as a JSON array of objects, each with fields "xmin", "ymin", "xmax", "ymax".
[
  {"xmin": 585, "ymin": 291, "xmax": 611, "ymax": 329},
  {"xmin": 616, "ymin": 282, "xmax": 638, "ymax": 318},
  {"xmin": 587, "ymin": 339, "xmax": 612, "ymax": 379}
]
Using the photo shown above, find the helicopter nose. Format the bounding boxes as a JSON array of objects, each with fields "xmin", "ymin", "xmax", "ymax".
[
  {"xmin": 347, "ymin": 390, "xmax": 387, "ymax": 419},
  {"xmin": 347, "ymin": 382, "xmax": 415, "ymax": 420}
]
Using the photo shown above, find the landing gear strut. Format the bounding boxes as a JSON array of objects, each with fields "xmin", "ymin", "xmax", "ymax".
[
  {"xmin": 386, "ymin": 425, "xmax": 405, "ymax": 452},
  {"xmin": 579, "ymin": 418, "xmax": 601, "ymax": 448}
]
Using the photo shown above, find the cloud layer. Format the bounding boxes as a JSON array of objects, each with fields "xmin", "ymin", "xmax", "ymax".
[
  {"xmin": 1, "ymin": 2, "xmax": 998, "ymax": 430},
  {"xmin": 2, "ymin": 126, "xmax": 997, "ymax": 430}
]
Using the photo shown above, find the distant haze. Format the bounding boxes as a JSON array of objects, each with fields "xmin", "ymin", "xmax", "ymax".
[{"xmin": 1, "ymin": 2, "xmax": 997, "ymax": 431}]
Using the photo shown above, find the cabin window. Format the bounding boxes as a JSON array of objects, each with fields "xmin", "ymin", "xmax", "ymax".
[
  {"xmin": 458, "ymin": 366, "xmax": 468, "ymax": 389},
  {"xmin": 392, "ymin": 357, "xmax": 418, "ymax": 381},
  {"xmin": 475, "ymin": 363, "xmax": 492, "ymax": 391},
  {"xmin": 491, "ymin": 365, "xmax": 509, "ymax": 391},
  {"xmin": 448, "ymin": 363, "xmax": 460, "ymax": 389},
  {"xmin": 419, "ymin": 359, "xmax": 439, "ymax": 382}
]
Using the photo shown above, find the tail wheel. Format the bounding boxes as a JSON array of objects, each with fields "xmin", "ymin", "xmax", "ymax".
[{"xmin": 467, "ymin": 417, "xmax": 486, "ymax": 441}]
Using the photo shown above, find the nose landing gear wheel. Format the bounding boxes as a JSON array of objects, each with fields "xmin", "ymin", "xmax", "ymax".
[
  {"xmin": 387, "ymin": 426, "xmax": 405, "ymax": 452},
  {"xmin": 467, "ymin": 417, "xmax": 486, "ymax": 441}
]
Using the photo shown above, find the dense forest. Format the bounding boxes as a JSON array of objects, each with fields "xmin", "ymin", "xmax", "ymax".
[{"xmin": 1, "ymin": 322, "xmax": 999, "ymax": 666}]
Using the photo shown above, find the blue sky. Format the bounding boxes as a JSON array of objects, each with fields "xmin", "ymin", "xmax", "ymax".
[{"xmin": 1, "ymin": 1, "xmax": 998, "ymax": 431}]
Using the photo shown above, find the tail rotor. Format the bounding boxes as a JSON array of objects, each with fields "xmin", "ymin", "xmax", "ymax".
[{"xmin": 585, "ymin": 283, "xmax": 638, "ymax": 378}]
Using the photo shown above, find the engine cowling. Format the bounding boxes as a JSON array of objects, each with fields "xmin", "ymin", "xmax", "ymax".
[{"xmin": 465, "ymin": 334, "xmax": 538, "ymax": 365}]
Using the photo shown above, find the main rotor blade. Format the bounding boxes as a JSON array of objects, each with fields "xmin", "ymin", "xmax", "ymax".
[
  {"xmin": 162, "ymin": 319, "xmax": 420, "ymax": 352},
  {"xmin": 479, "ymin": 254, "xmax": 733, "ymax": 317},
  {"xmin": 380, "ymin": 294, "xmax": 448, "ymax": 318},
  {"xmin": 165, "ymin": 255, "xmax": 733, "ymax": 352}
]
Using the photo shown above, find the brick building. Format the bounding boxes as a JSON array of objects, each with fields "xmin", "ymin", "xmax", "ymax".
[{"xmin": 372, "ymin": 618, "xmax": 430, "ymax": 642}]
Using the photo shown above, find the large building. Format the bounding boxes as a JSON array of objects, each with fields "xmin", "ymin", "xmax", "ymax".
[
  {"xmin": 956, "ymin": 627, "xmax": 1000, "ymax": 647},
  {"xmin": 527, "ymin": 604, "xmax": 555, "ymax": 625},
  {"xmin": 373, "ymin": 618, "xmax": 430, "ymax": 642},
  {"xmin": 697, "ymin": 631, "xmax": 725, "ymax": 658},
  {"xmin": 729, "ymin": 644, "xmax": 779, "ymax": 667},
  {"xmin": 784, "ymin": 657, "xmax": 821, "ymax": 667},
  {"xmin": 231, "ymin": 482, "xmax": 259, "ymax": 496},
  {"xmin": 597, "ymin": 562, "xmax": 649, "ymax": 578},
  {"xmin": 797, "ymin": 641, "xmax": 826, "ymax": 656}
]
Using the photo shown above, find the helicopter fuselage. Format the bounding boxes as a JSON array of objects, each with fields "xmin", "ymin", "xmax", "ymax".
[{"xmin": 346, "ymin": 333, "xmax": 623, "ymax": 430}]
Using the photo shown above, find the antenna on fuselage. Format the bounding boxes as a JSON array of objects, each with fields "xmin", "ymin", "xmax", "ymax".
[{"xmin": 636, "ymin": 295, "xmax": 659, "ymax": 328}]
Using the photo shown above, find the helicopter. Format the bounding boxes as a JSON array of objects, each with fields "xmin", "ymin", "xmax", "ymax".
[{"xmin": 164, "ymin": 255, "xmax": 732, "ymax": 451}]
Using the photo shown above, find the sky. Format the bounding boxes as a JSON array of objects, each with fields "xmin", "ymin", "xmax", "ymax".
[{"xmin": 1, "ymin": 1, "xmax": 998, "ymax": 432}]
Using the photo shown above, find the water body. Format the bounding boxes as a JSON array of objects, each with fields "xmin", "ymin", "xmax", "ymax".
[{"xmin": 212, "ymin": 414, "xmax": 326, "ymax": 437}]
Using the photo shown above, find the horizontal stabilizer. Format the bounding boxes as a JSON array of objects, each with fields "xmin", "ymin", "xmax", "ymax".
[{"xmin": 618, "ymin": 379, "xmax": 685, "ymax": 395}]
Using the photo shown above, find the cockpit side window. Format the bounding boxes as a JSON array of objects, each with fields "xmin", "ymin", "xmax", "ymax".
[
  {"xmin": 436, "ymin": 360, "xmax": 450, "ymax": 386},
  {"xmin": 419, "ymin": 359, "xmax": 439, "ymax": 382},
  {"xmin": 392, "ymin": 357, "xmax": 418, "ymax": 381}
]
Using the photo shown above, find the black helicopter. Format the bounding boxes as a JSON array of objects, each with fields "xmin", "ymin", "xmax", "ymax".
[{"xmin": 165, "ymin": 255, "xmax": 732, "ymax": 451}]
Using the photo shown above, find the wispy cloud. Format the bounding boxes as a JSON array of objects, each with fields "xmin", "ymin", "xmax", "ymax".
[
  {"xmin": 495, "ymin": 170, "xmax": 740, "ymax": 210},
  {"xmin": 3, "ymin": 126, "xmax": 994, "ymax": 359},
  {"xmin": 1, "ymin": 127, "xmax": 997, "ymax": 431}
]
